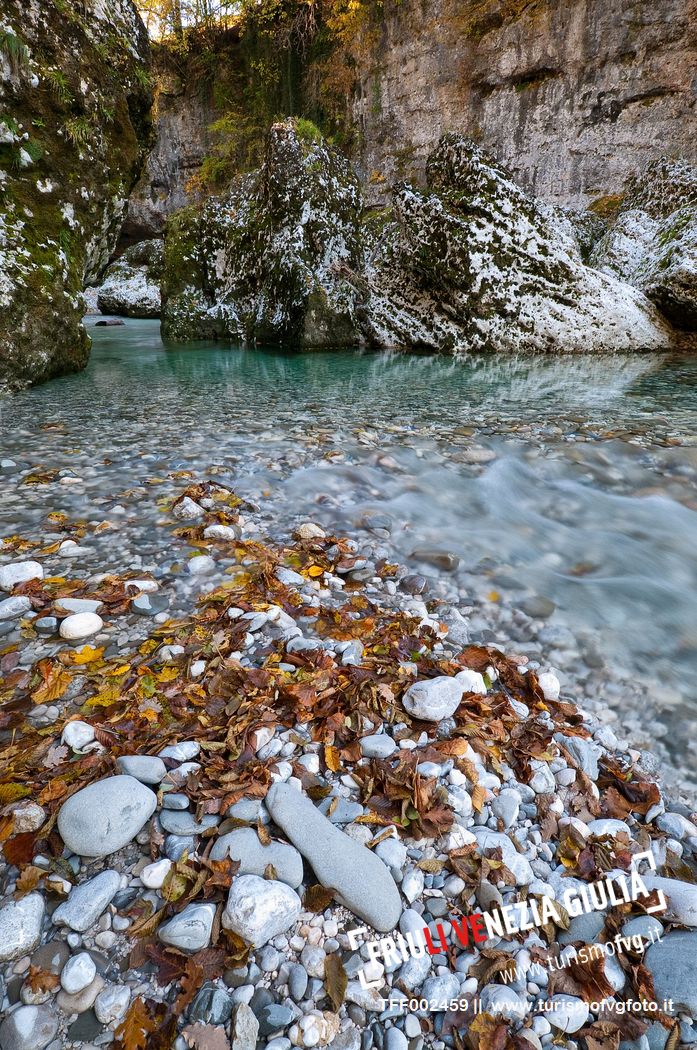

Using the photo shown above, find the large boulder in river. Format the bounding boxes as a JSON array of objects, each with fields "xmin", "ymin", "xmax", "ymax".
[
  {"xmin": 96, "ymin": 239, "xmax": 163, "ymax": 318},
  {"xmin": 161, "ymin": 119, "xmax": 362, "ymax": 345},
  {"xmin": 590, "ymin": 158, "xmax": 697, "ymax": 330},
  {"xmin": 0, "ymin": 0, "xmax": 151, "ymax": 390},
  {"xmin": 163, "ymin": 127, "xmax": 670, "ymax": 354},
  {"xmin": 362, "ymin": 137, "xmax": 671, "ymax": 353}
]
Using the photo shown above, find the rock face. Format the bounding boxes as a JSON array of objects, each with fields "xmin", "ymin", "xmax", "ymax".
[
  {"xmin": 341, "ymin": 0, "xmax": 697, "ymax": 212},
  {"xmin": 590, "ymin": 159, "xmax": 697, "ymax": 329},
  {"xmin": 96, "ymin": 239, "xmax": 163, "ymax": 318},
  {"xmin": 161, "ymin": 119, "xmax": 362, "ymax": 346},
  {"xmin": 0, "ymin": 0, "xmax": 151, "ymax": 390},
  {"xmin": 163, "ymin": 124, "xmax": 670, "ymax": 354},
  {"xmin": 124, "ymin": 44, "xmax": 219, "ymax": 242}
]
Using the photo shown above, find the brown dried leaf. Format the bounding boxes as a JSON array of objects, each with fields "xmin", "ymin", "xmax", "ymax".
[
  {"xmin": 325, "ymin": 953, "xmax": 347, "ymax": 1011},
  {"xmin": 303, "ymin": 884, "xmax": 334, "ymax": 913},
  {"xmin": 182, "ymin": 1023, "xmax": 230, "ymax": 1050}
]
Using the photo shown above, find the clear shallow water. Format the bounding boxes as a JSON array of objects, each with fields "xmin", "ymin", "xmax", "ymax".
[{"xmin": 3, "ymin": 319, "xmax": 697, "ymax": 769}]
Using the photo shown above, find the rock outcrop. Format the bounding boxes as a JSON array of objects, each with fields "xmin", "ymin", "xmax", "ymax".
[
  {"xmin": 162, "ymin": 123, "xmax": 670, "ymax": 354},
  {"xmin": 0, "ymin": 0, "xmax": 151, "ymax": 390},
  {"xmin": 123, "ymin": 43, "xmax": 218, "ymax": 243},
  {"xmin": 162, "ymin": 120, "xmax": 362, "ymax": 345},
  {"xmin": 96, "ymin": 239, "xmax": 163, "ymax": 318},
  {"xmin": 590, "ymin": 158, "xmax": 697, "ymax": 330},
  {"xmin": 343, "ymin": 0, "xmax": 697, "ymax": 211}
]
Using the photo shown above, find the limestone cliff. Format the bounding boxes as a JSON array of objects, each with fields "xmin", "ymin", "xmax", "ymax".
[
  {"xmin": 0, "ymin": 0, "xmax": 151, "ymax": 390},
  {"xmin": 345, "ymin": 0, "xmax": 697, "ymax": 209}
]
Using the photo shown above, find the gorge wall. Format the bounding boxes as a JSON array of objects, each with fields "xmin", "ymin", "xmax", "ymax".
[
  {"xmin": 347, "ymin": 0, "xmax": 697, "ymax": 208},
  {"xmin": 0, "ymin": 0, "xmax": 151, "ymax": 389},
  {"xmin": 128, "ymin": 0, "xmax": 697, "ymax": 230}
]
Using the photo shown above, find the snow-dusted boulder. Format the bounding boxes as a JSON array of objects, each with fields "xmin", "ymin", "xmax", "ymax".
[
  {"xmin": 363, "ymin": 137, "xmax": 670, "ymax": 353},
  {"xmin": 162, "ymin": 119, "xmax": 362, "ymax": 345},
  {"xmin": 162, "ymin": 126, "xmax": 671, "ymax": 354},
  {"xmin": 96, "ymin": 239, "xmax": 163, "ymax": 318},
  {"xmin": 591, "ymin": 158, "xmax": 697, "ymax": 330}
]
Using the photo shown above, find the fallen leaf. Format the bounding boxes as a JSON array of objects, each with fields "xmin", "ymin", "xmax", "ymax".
[
  {"xmin": 303, "ymin": 884, "xmax": 334, "ymax": 913},
  {"xmin": 325, "ymin": 953, "xmax": 347, "ymax": 1011},
  {"xmin": 181, "ymin": 1023, "xmax": 230, "ymax": 1050}
]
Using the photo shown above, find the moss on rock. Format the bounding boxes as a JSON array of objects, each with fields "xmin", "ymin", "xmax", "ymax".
[
  {"xmin": 162, "ymin": 118, "xmax": 363, "ymax": 347},
  {"xmin": 591, "ymin": 158, "xmax": 697, "ymax": 330},
  {"xmin": 0, "ymin": 0, "xmax": 151, "ymax": 390}
]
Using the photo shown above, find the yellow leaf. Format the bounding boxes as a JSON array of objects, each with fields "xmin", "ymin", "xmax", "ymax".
[
  {"xmin": 106, "ymin": 664, "xmax": 131, "ymax": 676},
  {"xmin": 324, "ymin": 745, "xmax": 341, "ymax": 772},
  {"xmin": 0, "ymin": 783, "xmax": 31, "ymax": 804},
  {"xmin": 31, "ymin": 667, "xmax": 72, "ymax": 705},
  {"xmin": 37, "ymin": 541, "xmax": 62, "ymax": 555},
  {"xmin": 487, "ymin": 590, "xmax": 500, "ymax": 602},
  {"xmin": 471, "ymin": 784, "xmax": 488, "ymax": 812},
  {"xmin": 69, "ymin": 645, "xmax": 104, "ymax": 665},
  {"xmin": 307, "ymin": 565, "xmax": 324, "ymax": 578},
  {"xmin": 156, "ymin": 666, "xmax": 179, "ymax": 683},
  {"xmin": 82, "ymin": 683, "xmax": 120, "ymax": 709}
]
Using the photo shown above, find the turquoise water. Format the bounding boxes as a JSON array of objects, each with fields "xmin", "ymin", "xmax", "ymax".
[{"xmin": 3, "ymin": 319, "xmax": 697, "ymax": 767}]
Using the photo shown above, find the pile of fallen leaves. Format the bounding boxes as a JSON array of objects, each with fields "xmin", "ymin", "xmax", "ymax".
[{"xmin": 0, "ymin": 482, "xmax": 690, "ymax": 1050}]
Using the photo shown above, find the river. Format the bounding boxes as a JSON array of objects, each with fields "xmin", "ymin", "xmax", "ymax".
[{"xmin": 2, "ymin": 319, "xmax": 697, "ymax": 785}]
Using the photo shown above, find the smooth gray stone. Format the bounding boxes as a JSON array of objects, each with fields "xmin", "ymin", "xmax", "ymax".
[
  {"xmin": 555, "ymin": 733, "xmax": 601, "ymax": 780},
  {"xmin": 288, "ymin": 964, "xmax": 308, "ymax": 1002},
  {"xmin": 53, "ymin": 870, "xmax": 120, "ymax": 932},
  {"xmin": 621, "ymin": 916, "xmax": 664, "ymax": 941},
  {"xmin": 57, "ymin": 776, "xmax": 157, "ymax": 857},
  {"xmin": 0, "ymin": 595, "xmax": 32, "ymax": 620},
  {"xmin": 116, "ymin": 755, "xmax": 167, "ymax": 784},
  {"xmin": 265, "ymin": 783, "xmax": 401, "ymax": 932},
  {"xmin": 159, "ymin": 810, "xmax": 220, "ymax": 835},
  {"xmin": 227, "ymin": 799, "xmax": 262, "ymax": 821},
  {"xmin": 317, "ymin": 797, "xmax": 364, "ymax": 823},
  {"xmin": 257, "ymin": 1004, "xmax": 294, "ymax": 1036},
  {"xmin": 158, "ymin": 902, "xmax": 216, "ymax": 951},
  {"xmin": 645, "ymin": 930, "xmax": 697, "ymax": 1016},
  {"xmin": 0, "ymin": 894, "xmax": 44, "ymax": 963},
  {"xmin": 210, "ymin": 828, "xmax": 303, "ymax": 888},
  {"xmin": 162, "ymin": 792, "xmax": 190, "ymax": 810},
  {"xmin": 34, "ymin": 616, "xmax": 58, "ymax": 635},
  {"xmin": 57, "ymin": 598, "xmax": 102, "ymax": 614},
  {"xmin": 0, "ymin": 1004, "xmax": 59, "ymax": 1050},
  {"xmin": 558, "ymin": 910, "xmax": 607, "ymax": 944},
  {"xmin": 188, "ymin": 982, "xmax": 234, "ymax": 1025},
  {"xmin": 165, "ymin": 834, "xmax": 195, "ymax": 860},
  {"xmin": 385, "ymin": 1030, "xmax": 408, "ymax": 1050},
  {"xmin": 359, "ymin": 734, "xmax": 397, "ymax": 758}
]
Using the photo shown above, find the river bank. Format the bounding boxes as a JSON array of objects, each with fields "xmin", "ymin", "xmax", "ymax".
[
  {"xmin": 1, "ymin": 321, "xmax": 697, "ymax": 1049},
  {"xmin": 0, "ymin": 468, "xmax": 696, "ymax": 1050}
]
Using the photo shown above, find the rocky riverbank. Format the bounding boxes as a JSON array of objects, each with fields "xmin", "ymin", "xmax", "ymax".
[{"xmin": 1, "ymin": 477, "xmax": 696, "ymax": 1050}]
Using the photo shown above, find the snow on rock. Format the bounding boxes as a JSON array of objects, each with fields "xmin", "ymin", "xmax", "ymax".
[
  {"xmin": 162, "ymin": 119, "xmax": 362, "ymax": 346},
  {"xmin": 363, "ymin": 137, "xmax": 671, "ymax": 354},
  {"xmin": 163, "ymin": 125, "xmax": 671, "ymax": 355},
  {"xmin": 591, "ymin": 158, "xmax": 697, "ymax": 330},
  {"xmin": 96, "ymin": 239, "xmax": 163, "ymax": 318}
]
